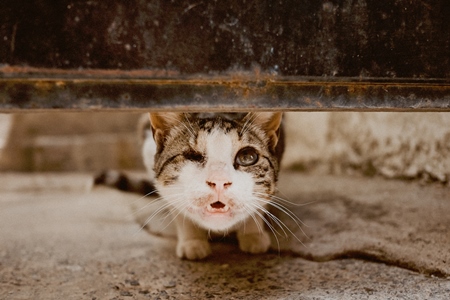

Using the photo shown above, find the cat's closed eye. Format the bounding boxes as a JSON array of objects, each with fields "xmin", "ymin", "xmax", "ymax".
[
  {"xmin": 183, "ymin": 150, "xmax": 205, "ymax": 163},
  {"xmin": 235, "ymin": 147, "xmax": 259, "ymax": 167}
]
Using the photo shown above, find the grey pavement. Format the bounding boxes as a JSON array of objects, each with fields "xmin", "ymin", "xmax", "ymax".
[{"xmin": 0, "ymin": 172, "xmax": 449, "ymax": 299}]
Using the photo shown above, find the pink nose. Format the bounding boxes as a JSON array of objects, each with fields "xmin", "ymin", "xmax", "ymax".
[
  {"xmin": 206, "ymin": 179, "xmax": 232, "ymax": 191},
  {"xmin": 206, "ymin": 163, "xmax": 232, "ymax": 192}
]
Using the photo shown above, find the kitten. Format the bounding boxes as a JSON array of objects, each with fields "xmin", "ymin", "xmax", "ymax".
[{"xmin": 97, "ymin": 112, "xmax": 285, "ymax": 260}]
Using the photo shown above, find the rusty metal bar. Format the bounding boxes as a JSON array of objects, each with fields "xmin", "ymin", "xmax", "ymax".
[
  {"xmin": 1, "ymin": 1, "xmax": 449, "ymax": 112},
  {"xmin": 0, "ymin": 70, "xmax": 449, "ymax": 112}
]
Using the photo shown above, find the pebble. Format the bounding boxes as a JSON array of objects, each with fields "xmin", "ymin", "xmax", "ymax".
[
  {"xmin": 125, "ymin": 279, "xmax": 140, "ymax": 286},
  {"xmin": 163, "ymin": 280, "xmax": 177, "ymax": 288}
]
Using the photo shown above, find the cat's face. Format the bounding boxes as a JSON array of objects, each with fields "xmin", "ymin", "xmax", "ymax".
[{"xmin": 149, "ymin": 113, "xmax": 283, "ymax": 232}]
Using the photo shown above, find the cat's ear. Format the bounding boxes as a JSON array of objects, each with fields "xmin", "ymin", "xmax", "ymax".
[
  {"xmin": 244, "ymin": 112, "xmax": 283, "ymax": 148},
  {"xmin": 148, "ymin": 112, "xmax": 183, "ymax": 148}
]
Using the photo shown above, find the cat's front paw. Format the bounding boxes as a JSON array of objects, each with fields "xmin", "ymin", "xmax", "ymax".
[
  {"xmin": 176, "ymin": 239, "xmax": 212, "ymax": 260},
  {"xmin": 238, "ymin": 231, "xmax": 271, "ymax": 254}
]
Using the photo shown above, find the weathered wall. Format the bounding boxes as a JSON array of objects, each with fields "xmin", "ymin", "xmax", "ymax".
[
  {"xmin": 0, "ymin": 112, "xmax": 143, "ymax": 172},
  {"xmin": 283, "ymin": 112, "xmax": 450, "ymax": 184},
  {"xmin": 1, "ymin": 112, "xmax": 449, "ymax": 184}
]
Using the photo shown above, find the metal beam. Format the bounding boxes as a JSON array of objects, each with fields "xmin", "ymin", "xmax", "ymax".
[
  {"xmin": 1, "ymin": 1, "xmax": 449, "ymax": 112},
  {"xmin": 0, "ymin": 70, "xmax": 449, "ymax": 112}
]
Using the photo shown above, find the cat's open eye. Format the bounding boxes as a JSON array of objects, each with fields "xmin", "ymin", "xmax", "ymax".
[{"xmin": 235, "ymin": 147, "xmax": 259, "ymax": 167}]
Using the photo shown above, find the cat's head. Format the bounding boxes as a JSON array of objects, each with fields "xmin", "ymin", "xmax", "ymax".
[{"xmin": 148, "ymin": 112, "xmax": 283, "ymax": 232}]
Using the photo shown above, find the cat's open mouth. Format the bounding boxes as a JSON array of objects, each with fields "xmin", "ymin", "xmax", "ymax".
[{"xmin": 206, "ymin": 201, "xmax": 230, "ymax": 214}]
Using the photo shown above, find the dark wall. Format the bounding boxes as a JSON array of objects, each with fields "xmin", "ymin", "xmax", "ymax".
[{"xmin": 1, "ymin": 0, "xmax": 449, "ymax": 78}]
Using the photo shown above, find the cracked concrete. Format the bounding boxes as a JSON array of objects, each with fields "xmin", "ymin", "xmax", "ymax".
[{"xmin": 0, "ymin": 172, "xmax": 449, "ymax": 299}]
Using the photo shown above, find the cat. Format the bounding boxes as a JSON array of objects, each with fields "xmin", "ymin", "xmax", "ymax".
[{"xmin": 96, "ymin": 112, "xmax": 285, "ymax": 260}]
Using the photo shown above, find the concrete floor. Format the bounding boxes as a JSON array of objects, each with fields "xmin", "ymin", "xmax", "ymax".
[{"xmin": 0, "ymin": 172, "xmax": 449, "ymax": 299}]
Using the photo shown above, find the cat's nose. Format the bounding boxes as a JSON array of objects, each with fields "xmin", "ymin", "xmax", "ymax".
[
  {"xmin": 206, "ymin": 163, "xmax": 232, "ymax": 191},
  {"xmin": 206, "ymin": 179, "xmax": 232, "ymax": 191}
]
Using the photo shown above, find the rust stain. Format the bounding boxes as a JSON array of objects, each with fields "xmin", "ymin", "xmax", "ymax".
[
  {"xmin": 0, "ymin": 67, "xmax": 449, "ymax": 112},
  {"xmin": 0, "ymin": 66, "xmax": 181, "ymax": 78},
  {"xmin": 34, "ymin": 81, "xmax": 54, "ymax": 92}
]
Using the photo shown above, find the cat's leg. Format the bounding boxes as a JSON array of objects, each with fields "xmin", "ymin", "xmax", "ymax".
[
  {"xmin": 175, "ymin": 214, "xmax": 211, "ymax": 260},
  {"xmin": 237, "ymin": 214, "xmax": 271, "ymax": 254}
]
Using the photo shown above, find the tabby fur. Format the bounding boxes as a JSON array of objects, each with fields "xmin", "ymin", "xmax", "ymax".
[{"xmin": 96, "ymin": 112, "xmax": 285, "ymax": 260}]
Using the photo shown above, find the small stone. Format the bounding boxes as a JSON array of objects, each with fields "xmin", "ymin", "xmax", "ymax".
[
  {"xmin": 163, "ymin": 280, "xmax": 176, "ymax": 288},
  {"xmin": 119, "ymin": 291, "xmax": 133, "ymax": 297},
  {"xmin": 125, "ymin": 279, "xmax": 140, "ymax": 286},
  {"xmin": 268, "ymin": 285, "xmax": 283, "ymax": 290}
]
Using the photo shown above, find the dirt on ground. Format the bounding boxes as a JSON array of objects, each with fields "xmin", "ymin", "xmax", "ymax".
[{"xmin": 0, "ymin": 172, "xmax": 449, "ymax": 299}]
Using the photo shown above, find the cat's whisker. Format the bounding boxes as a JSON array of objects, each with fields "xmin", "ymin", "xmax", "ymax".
[
  {"xmin": 260, "ymin": 202, "xmax": 308, "ymax": 247},
  {"xmin": 240, "ymin": 113, "xmax": 253, "ymax": 136},
  {"xmin": 161, "ymin": 113, "xmax": 196, "ymax": 140},
  {"xmin": 130, "ymin": 191, "xmax": 183, "ymax": 217},
  {"xmin": 127, "ymin": 196, "xmax": 177, "ymax": 223},
  {"xmin": 135, "ymin": 194, "xmax": 187, "ymax": 234},
  {"xmin": 254, "ymin": 191, "xmax": 316, "ymax": 208},
  {"xmin": 254, "ymin": 196, "xmax": 311, "ymax": 243},
  {"xmin": 241, "ymin": 205, "xmax": 265, "ymax": 235},
  {"xmin": 240, "ymin": 112, "xmax": 260, "ymax": 136},
  {"xmin": 139, "ymin": 204, "xmax": 189, "ymax": 236},
  {"xmin": 130, "ymin": 194, "xmax": 168, "ymax": 213},
  {"xmin": 131, "ymin": 185, "xmax": 182, "ymax": 201},
  {"xmin": 276, "ymin": 189, "xmax": 317, "ymax": 207},
  {"xmin": 251, "ymin": 194, "xmax": 309, "ymax": 237},
  {"xmin": 183, "ymin": 114, "xmax": 197, "ymax": 139},
  {"xmin": 252, "ymin": 200, "xmax": 308, "ymax": 248},
  {"xmin": 179, "ymin": 121, "xmax": 196, "ymax": 140},
  {"xmin": 257, "ymin": 197, "xmax": 310, "ymax": 233},
  {"xmin": 157, "ymin": 201, "xmax": 191, "ymax": 234},
  {"xmin": 170, "ymin": 113, "xmax": 195, "ymax": 139},
  {"xmin": 157, "ymin": 201, "xmax": 181, "ymax": 224},
  {"xmin": 135, "ymin": 201, "xmax": 175, "ymax": 234},
  {"xmin": 136, "ymin": 194, "xmax": 191, "ymax": 236},
  {"xmin": 242, "ymin": 203, "xmax": 282, "ymax": 252},
  {"xmin": 129, "ymin": 189, "xmax": 160, "ymax": 205},
  {"xmin": 252, "ymin": 191, "xmax": 311, "ymax": 229},
  {"xmin": 165, "ymin": 197, "xmax": 192, "ymax": 222},
  {"xmin": 245, "ymin": 202, "xmax": 287, "ymax": 238}
]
